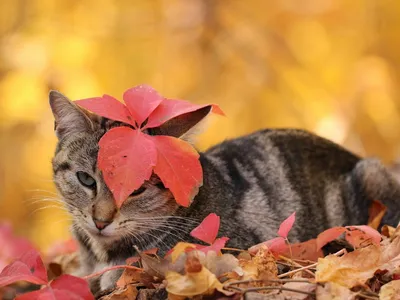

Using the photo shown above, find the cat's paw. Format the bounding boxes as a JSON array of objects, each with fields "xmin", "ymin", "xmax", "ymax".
[{"xmin": 99, "ymin": 268, "xmax": 124, "ymax": 291}]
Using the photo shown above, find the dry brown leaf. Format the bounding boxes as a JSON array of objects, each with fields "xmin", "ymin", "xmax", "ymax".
[
  {"xmin": 379, "ymin": 280, "xmax": 400, "ymax": 300},
  {"xmin": 47, "ymin": 252, "xmax": 80, "ymax": 278},
  {"xmin": 99, "ymin": 284, "xmax": 138, "ymax": 300},
  {"xmin": 116, "ymin": 268, "xmax": 142, "ymax": 288},
  {"xmin": 368, "ymin": 200, "xmax": 387, "ymax": 230},
  {"xmin": 252, "ymin": 246, "xmax": 278, "ymax": 281},
  {"xmin": 316, "ymin": 245, "xmax": 381, "ymax": 288},
  {"xmin": 316, "ymin": 282, "xmax": 357, "ymax": 300},
  {"xmin": 382, "ymin": 225, "xmax": 396, "ymax": 238}
]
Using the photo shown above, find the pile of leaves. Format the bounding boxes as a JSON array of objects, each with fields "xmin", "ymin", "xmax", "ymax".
[{"xmin": 1, "ymin": 200, "xmax": 400, "ymax": 299}]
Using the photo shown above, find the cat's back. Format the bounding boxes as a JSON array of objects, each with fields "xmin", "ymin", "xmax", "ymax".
[
  {"xmin": 201, "ymin": 129, "xmax": 363, "ymax": 243},
  {"xmin": 205, "ymin": 128, "xmax": 360, "ymax": 173}
]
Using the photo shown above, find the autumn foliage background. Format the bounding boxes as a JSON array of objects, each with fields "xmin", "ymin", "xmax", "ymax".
[{"xmin": 1, "ymin": 1, "xmax": 400, "ymax": 251}]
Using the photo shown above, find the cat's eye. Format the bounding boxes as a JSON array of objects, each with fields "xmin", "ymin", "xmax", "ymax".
[
  {"xmin": 77, "ymin": 171, "xmax": 96, "ymax": 189},
  {"xmin": 130, "ymin": 186, "xmax": 146, "ymax": 197}
]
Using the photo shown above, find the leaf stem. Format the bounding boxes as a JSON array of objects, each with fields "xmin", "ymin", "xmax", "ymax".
[{"xmin": 83, "ymin": 265, "xmax": 143, "ymax": 280}]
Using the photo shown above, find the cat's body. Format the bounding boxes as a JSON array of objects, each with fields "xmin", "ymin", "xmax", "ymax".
[{"xmin": 49, "ymin": 91, "xmax": 400, "ymax": 293}]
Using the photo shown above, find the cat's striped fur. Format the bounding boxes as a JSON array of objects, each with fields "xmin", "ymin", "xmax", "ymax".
[{"xmin": 49, "ymin": 91, "xmax": 400, "ymax": 293}]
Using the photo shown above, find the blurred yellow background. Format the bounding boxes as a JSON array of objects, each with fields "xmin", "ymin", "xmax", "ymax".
[{"xmin": 1, "ymin": 0, "xmax": 400, "ymax": 250}]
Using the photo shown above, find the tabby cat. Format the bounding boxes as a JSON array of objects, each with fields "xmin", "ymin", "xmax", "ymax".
[{"xmin": 49, "ymin": 91, "xmax": 400, "ymax": 293}]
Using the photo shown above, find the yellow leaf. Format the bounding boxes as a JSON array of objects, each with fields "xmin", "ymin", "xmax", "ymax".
[
  {"xmin": 379, "ymin": 280, "xmax": 400, "ymax": 300},
  {"xmin": 316, "ymin": 282, "xmax": 357, "ymax": 300},
  {"xmin": 169, "ymin": 242, "xmax": 196, "ymax": 263},
  {"xmin": 166, "ymin": 265, "xmax": 223, "ymax": 297},
  {"xmin": 316, "ymin": 245, "xmax": 381, "ymax": 288}
]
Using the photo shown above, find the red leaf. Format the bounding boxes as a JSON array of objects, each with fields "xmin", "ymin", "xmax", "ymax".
[
  {"xmin": 345, "ymin": 225, "xmax": 381, "ymax": 248},
  {"xmin": 75, "ymin": 95, "xmax": 134, "ymax": 126},
  {"xmin": 190, "ymin": 213, "xmax": 220, "ymax": 244},
  {"xmin": 0, "ymin": 250, "xmax": 47, "ymax": 287},
  {"xmin": 152, "ymin": 135, "xmax": 202, "ymax": 207},
  {"xmin": 283, "ymin": 239, "xmax": 323, "ymax": 261},
  {"xmin": 50, "ymin": 275, "xmax": 94, "ymax": 300},
  {"xmin": 195, "ymin": 237, "xmax": 229, "ymax": 254},
  {"xmin": 0, "ymin": 223, "xmax": 36, "ymax": 272},
  {"xmin": 123, "ymin": 85, "xmax": 164, "ymax": 127},
  {"xmin": 277, "ymin": 212, "xmax": 296, "ymax": 239},
  {"xmin": 145, "ymin": 98, "xmax": 224, "ymax": 129},
  {"xmin": 16, "ymin": 275, "xmax": 94, "ymax": 300},
  {"xmin": 248, "ymin": 237, "xmax": 289, "ymax": 257},
  {"xmin": 316, "ymin": 227, "xmax": 346, "ymax": 250},
  {"xmin": 98, "ymin": 127, "xmax": 157, "ymax": 206}
]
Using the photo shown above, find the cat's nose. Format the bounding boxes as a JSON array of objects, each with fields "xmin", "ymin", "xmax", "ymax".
[{"xmin": 93, "ymin": 217, "xmax": 111, "ymax": 230}]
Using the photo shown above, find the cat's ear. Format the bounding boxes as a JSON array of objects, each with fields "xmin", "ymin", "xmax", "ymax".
[
  {"xmin": 151, "ymin": 106, "xmax": 212, "ymax": 143},
  {"xmin": 49, "ymin": 91, "xmax": 95, "ymax": 139}
]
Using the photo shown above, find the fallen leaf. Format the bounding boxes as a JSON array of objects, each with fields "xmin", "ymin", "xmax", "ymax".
[
  {"xmin": 284, "ymin": 239, "xmax": 323, "ymax": 261},
  {"xmin": 0, "ymin": 250, "xmax": 48, "ymax": 287},
  {"xmin": 278, "ymin": 281, "xmax": 316, "ymax": 299},
  {"xmin": 248, "ymin": 237, "xmax": 288, "ymax": 257},
  {"xmin": 316, "ymin": 244, "xmax": 381, "ymax": 288},
  {"xmin": 382, "ymin": 225, "xmax": 396, "ymax": 238},
  {"xmin": 16, "ymin": 274, "xmax": 94, "ymax": 300},
  {"xmin": 0, "ymin": 223, "xmax": 36, "ymax": 272},
  {"xmin": 100, "ymin": 284, "xmax": 139, "ymax": 300},
  {"xmin": 165, "ymin": 256, "xmax": 225, "ymax": 298},
  {"xmin": 379, "ymin": 280, "xmax": 400, "ymax": 300},
  {"xmin": 277, "ymin": 212, "xmax": 296, "ymax": 239},
  {"xmin": 195, "ymin": 237, "xmax": 230, "ymax": 254},
  {"xmin": 190, "ymin": 213, "xmax": 220, "ymax": 244},
  {"xmin": 316, "ymin": 226, "xmax": 381, "ymax": 250},
  {"xmin": 368, "ymin": 200, "xmax": 387, "ymax": 230},
  {"xmin": 169, "ymin": 242, "xmax": 196, "ymax": 263},
  {"xmin": 316, "ymin": 282, "xmax": 357, "ymax": 300}
]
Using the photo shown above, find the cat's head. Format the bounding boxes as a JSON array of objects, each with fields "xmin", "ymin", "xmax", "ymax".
[{"xmin": 49, "ymin": 91, "xmax": 211, "ymax": 247}]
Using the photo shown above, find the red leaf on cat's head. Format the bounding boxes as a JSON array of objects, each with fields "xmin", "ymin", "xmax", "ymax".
[
  {"xmin": 277, "ymin": 212, "xmax": 296, "ymax": 239},
  {"xmin": 16, "ymin": 274, "xmax": 94, "ymax": 300},
  {"xmin": 123, "ymin": 85, "xmax": 164, "ymax": 127},
  {"xmin": 76, "ymin": 85, "xmax": 223, "ymax": 207},
  {"xmin": 98, "ymin": 127, "xmax": 157, "ymax": 206},
  {"xmin": 145, "ymin": 98, "xmax": 225, "ymax": 129},
  {"xmin": 152, "ymin": 135, "xmax": 202, "ymax": 207},
  {"xmin": 0, "ymin": 249, "xmax": 48, "ymax": 287},
  {"xmin": 75, "ymin": 95, "xmax": 134, "ymax": 126},
  {"xmin": 190, "ymin": 213, "xmax": 220, "ymax": 244}
]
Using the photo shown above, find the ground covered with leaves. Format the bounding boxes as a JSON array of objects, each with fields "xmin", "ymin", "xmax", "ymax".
[{"xmin": 1, "ymin": 201, "xmax": 400, "ymax": 300}]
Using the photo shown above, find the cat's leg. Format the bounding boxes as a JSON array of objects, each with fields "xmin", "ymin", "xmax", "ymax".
[{"xmin": 352, "ymin": 158, "xmax": 400, "ymax": 227}]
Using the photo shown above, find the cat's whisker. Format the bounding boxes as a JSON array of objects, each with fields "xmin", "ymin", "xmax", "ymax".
[
  {"xmin": 128, "ymin": 227, "xmax": 171, "ymax": 251},
  {"xmin": 27, "ymin": 189, "xmax": 58, "ymax": 195},
  {"xmin": 133, "ymin": 223, "xmax": 188, "ymax": 244},
  {"xmin": 29, "ymin": 205, "xmax": 69, "ymax": 216}
]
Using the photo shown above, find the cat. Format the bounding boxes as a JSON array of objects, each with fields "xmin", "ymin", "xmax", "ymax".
[{"xmin": 49, "ymin": 90, "xmax": 400, "ymax": 294}]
